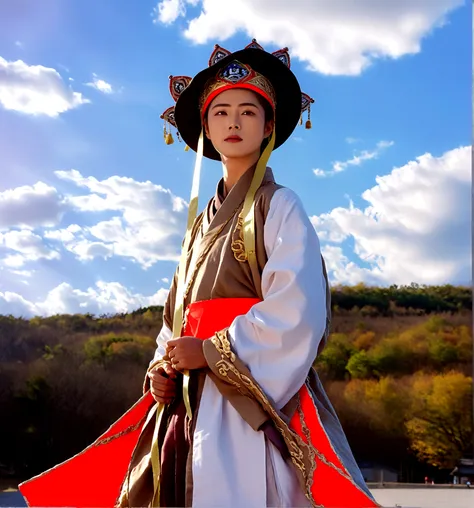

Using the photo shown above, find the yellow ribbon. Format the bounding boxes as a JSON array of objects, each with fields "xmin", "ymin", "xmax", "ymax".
[
  {"xmin": 150, "ymin": 131, "xmax": 204, "ymax": 508},
  {"xmin": 241, "ymin": 129, "xmax": 276, "ymax": 276},
  {"xmin": 174, "ymin": 130, "xmax": 204, "ymax": 421}
]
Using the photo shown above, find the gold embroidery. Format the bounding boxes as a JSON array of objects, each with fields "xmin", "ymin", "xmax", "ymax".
[
  {"xmin": 199, "ymin": 72, "xmax": 277, "ymax": 111},
  {"xmin": 230, "ymin": 216, "xmax": 247, "ymax": 263},
  {"xmin": 249, "ymin": 75, "xmax": 277, "ymax": 105},
  {"xmin": 94, "ymin": 417, "xmax": 146, "ymax": 447},
  {"xmin": 215, "ymin": 360, "xmax": 245, "ymax": 394},
  {"xmin": 297, "ymin": 395, "xmax": 317, "ymax": 501},
  {"xmin": 212, "ymin": 330, "xmax": 236, "ymax": 362},
  {"xmin": 212, "ymin": 357, "xmax": 307, "ymax": 476}
]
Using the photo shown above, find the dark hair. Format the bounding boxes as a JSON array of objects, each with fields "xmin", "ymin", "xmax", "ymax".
[
  {"xmin": 254, "ymin": 93, "xmax": 274, "ymax": 152},
  {"xmin": 254, "ymin": 92, "xmax": 275, "ymax": 123}
]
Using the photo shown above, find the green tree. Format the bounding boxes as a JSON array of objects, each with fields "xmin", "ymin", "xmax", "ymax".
[
  {"xmin": 84, "ymin": 333, "xmax": 154, "ymax": 367},
  {"xmin": 314, "ymin": 334, "xmax": 354, "ymax": 380},
  {"xmin": 346, "ymin": 351, "xmax": 373, "ymax": 379}
]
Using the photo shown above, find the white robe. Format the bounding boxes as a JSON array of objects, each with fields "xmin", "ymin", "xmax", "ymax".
[{"xmin": 151, "ymin": 187, "xmax": 327, "ymax": 507}]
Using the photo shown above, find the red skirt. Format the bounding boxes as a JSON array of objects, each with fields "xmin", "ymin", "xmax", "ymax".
[{"xmin": 19, "ymin": 298, "xmax": 378, "ymax": 508}]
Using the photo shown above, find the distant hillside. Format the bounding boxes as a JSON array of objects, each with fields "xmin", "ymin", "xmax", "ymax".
[{"xmin": 0, "ymin": 284, "xmax": 471, "ymax": 484}]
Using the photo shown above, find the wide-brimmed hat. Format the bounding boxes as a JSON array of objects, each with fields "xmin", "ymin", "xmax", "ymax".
[{"xmin": 161, "ymin": 40, "xmax": 314, "ymax": 160}]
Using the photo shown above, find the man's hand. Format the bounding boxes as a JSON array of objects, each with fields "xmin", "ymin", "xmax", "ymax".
[
  {"xmin": 148, "ymin": 362, "xmax": 177, "ymax": 404},
  {"xmin": 166, "ymin": 337, "xmax": 208, "ymax": 371}
]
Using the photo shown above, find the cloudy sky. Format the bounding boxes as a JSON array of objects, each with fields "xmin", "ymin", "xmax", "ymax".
[{"xmin": 0, "ymin": 0, "xmax": 470, "ymax": 317}]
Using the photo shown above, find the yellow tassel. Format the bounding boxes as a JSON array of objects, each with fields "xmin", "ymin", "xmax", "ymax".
[
  {"xmin": 184, "ymin": 144, "xmax": 190, "ymax": 152},
  {"xmin": 305, "ymin": 119, "xmax": 312, "ymax": 129},
  {"xmin": 165, "ymin": 132, "xmax": 174, "ymax": 145}
]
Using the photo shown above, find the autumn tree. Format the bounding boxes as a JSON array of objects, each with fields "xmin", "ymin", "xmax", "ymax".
[{"xmin": 405, "ymin": 372, "xmax": 473, "ymax": 468}]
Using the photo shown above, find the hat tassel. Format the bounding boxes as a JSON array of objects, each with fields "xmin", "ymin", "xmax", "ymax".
[
  {"xmin": 305, "ymin": 103, "xmax": 312, "ymax": 130},
  {"xmin": 163, "ymin": 122, "xmax": 175, "ymax": 145}
]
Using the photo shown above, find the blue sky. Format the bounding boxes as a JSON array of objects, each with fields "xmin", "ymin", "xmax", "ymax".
[{"xmin": 0, "ymin": 0, "xmax": 471, "ymax": 317}]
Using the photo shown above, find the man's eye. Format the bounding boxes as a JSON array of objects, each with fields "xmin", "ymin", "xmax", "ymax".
[
  {"xmin": 215, "ymin": 110, "xmax": 227, "ymax": 116},
  {"xmin": 242, "ymin": 110, "xmax": 255, "ymax": 116}
]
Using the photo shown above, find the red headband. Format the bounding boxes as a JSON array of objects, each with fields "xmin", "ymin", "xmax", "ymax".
[{"xmin": 199, "ymin": 61, "xmax": 276, "ymax": 118}]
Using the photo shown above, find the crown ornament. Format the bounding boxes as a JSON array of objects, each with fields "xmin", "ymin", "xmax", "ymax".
[{"xmin": 160, "ymin": 39, "xmax": 315, "ymax": 149}]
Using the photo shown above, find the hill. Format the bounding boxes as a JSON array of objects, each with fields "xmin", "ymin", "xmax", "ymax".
[{"xmin": 0, "ymin": 284, "xmax": 471, "ymax": 483}]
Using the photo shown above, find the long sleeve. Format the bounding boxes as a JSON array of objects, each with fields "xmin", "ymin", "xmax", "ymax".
[
  {"xmin": 206, "ymin": 187, "xmax": 328, "ymax": 410},
  {"xmin": 149, "ymin": 267, "xmax": 177, "ymax": 369},
  {"xmin": 142, "ymin": 273, "xmax": 175, "ymax": 393},
  {"xmin": 149, "ymin": 321, "xmax": 172, "ymax": 368},
  {"xmin": 142, "ymin": 323, "xmax": 173, "ymax": 393},
  {"xmin": 149, "ymin": 264, "xmax": 179, "ymax": 369}
]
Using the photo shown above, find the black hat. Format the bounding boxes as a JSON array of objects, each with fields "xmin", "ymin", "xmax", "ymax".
[{"xmin": 161, "ymin": 40, "xmax": 314, "ymax": 160}]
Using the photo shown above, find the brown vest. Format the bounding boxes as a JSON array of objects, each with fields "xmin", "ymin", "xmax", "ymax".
[{"xmin": 164, "ymin": 165, "xmax": 331, "ymax": 354}]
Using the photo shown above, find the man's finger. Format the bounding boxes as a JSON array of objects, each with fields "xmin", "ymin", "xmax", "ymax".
[
  {"xmin": 163, "ymin": 362, "xmax": 177, "ymax": 378},
  {"xmin": 153, "ymin": 376, "xmax": 175, "ymax": 386},
  {"xmin": 172, "ymin": 359, "xmax": 185, "ymax": 371},
  {"xmin": 151, "ymin": 382, "xmax": 174, "ymax": 395},
  {"xmin": 152, "ymin": 390, "xmax": 176, "ymax": 401},
  {"xmin": 151, "ymin": 383, "xmax": 176, "ymax": 396},
  {"xmin": 149, "ymin": 371, "xmax": 174, "ymax": 384}
]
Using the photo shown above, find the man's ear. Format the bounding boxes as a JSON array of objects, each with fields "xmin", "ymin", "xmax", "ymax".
[
  {"xmin": 203, "ymin": 119, "xmax": 210, "ymax": 139},
  {"xmin": 264, "ymin": 120, "xmax": 274, "ymax": 139}
]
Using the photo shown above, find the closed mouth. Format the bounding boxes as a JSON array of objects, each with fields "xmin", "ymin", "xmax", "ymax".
[{"xmin": 225, "ymin": 136, "xmax": 242, "ymax": 142}]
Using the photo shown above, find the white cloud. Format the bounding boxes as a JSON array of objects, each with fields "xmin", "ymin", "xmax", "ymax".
[
  {"xmin": 86, "ymin": 73, "xmax": 114, "ymax": 94},
  {"xmin": 314, "ymin": 140, "xmax": 394, "ymax": 177},
  {"xmin": 312, "ymin": 145, "xmax": 471, "ymax": 286},
  {"xmin": 0, "ymin": 56, "xmax": 89, "ymax": 116},
  {"xmin": 313, "ymin": 168, "xmax": 326, "ymax": 178},
  {"xmin": 0, "ymin": 172, "xmax": 187, "ymax": 271},
  {"xmin": 346, "ymin": 137, "xmax": 361, "ymax": 144},
  {"xmin": 320, "ymin": 245, "xmax": 385, "ymax": 286},
  {"xmin": 149, "ymin": 288, "xmax": 169, "ymax": 307},
  {"xmin": 44, "ymin": 223, "xmax": 117, "ymax": 262},
  {"xmin": 154, "ymin": 0, "xmax": 186, "ymax": 24},
  {"xmin": 0, "ymin": 182, "xmax": 67, "ymax": 230},
  {"xmin": 0, "ymin": 230, "xmax": 60, "ymax": 267},
  {"xmin": 8, "ymin": 269, "xmax": 35, "ymax": 277},
  {"xmin": 44, "ymin": 224, "xmax": 82, "ymax": 243},
  {"xmin": 67, "ymin": 239, "xmax": 115, "ymax": 261},
  {"xmin": 153, "ymin": 0, "xmax": 463, "ymax": 75},
  {"xmin": 15, "ymin": 41, "xmax": 24, "ymax": 49},
  {"xmin": 0, "ymin": 291, "xmax": 37, "ymax": 317},
  {"xmin": 0, "ymin": 281, "xmax": 169, "ymax": 317},
  {"xmin": 47, "ymin": 170, "xmax": 188, "ymax": 268}
]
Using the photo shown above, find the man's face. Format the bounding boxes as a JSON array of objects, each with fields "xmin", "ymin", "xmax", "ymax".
[{"xmin": 205, "ymin": 88, "xmax": 273, "ymax": 160}]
